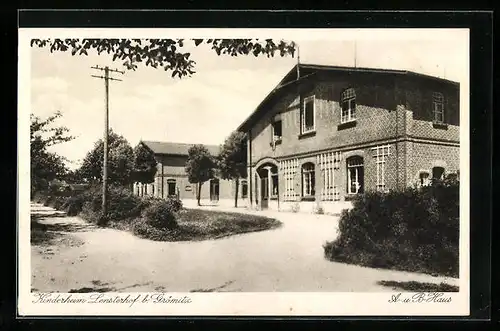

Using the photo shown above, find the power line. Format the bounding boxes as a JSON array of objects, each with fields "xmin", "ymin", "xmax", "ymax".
[{"xmin": 90, "ymin": 65, "xmax": 124, "ymax": 221}]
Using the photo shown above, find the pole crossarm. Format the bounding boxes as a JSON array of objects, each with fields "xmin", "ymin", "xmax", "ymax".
[
  {"xmin": 91, "ymin": 65, "xmax": 125, "ymax": 74},
  {"xmin": 91, "ymin": 75, "xmax": 123, "ymax": 81}
]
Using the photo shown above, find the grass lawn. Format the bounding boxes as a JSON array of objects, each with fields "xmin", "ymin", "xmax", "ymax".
[{"xmin": 131, "ymin": 208, "xmax": 282, "ymax": 242}]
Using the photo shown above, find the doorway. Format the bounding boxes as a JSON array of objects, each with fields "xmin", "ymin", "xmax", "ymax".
[
  {"xmin": 256, "ymin": 163, "xmax": 278, "ymax": 210},
  {"xmin": 210, "ymin": 179, "xmax": 220, "ymax": 201}
]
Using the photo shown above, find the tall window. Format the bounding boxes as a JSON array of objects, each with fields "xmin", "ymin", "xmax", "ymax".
[
  {"xmin": 347, "ymin": 156, "xmax": 364, "ymax": 194},
  {"xmin": 317, "ymin": 152, "xmax": 341, "ymax": 201},
  {"xmin": 433, "ymin": 92, "xmax": 445, "ymax": 123},
  {"xmin": 272, "ymin": 120, "xmax": 282, "ymax": 141},
  {"xmin": 281, "ymin": 158, "xmax": 298, "ymax": 201},
  {"xmin": 301, "ymin": 96, "xmax": 315, "ymax": 134},
  {"xmin": 241, "ymin": 180, "xmax": 248, "ymax": 199},
  {"xmin": 302, "ymin": 162, "xmax": 315, "ymax": 198},
  {"xmin": 341, "ymin": 88, "xmax": 356, "ymax": 123},
  {"xmin": 373, "ymin": 145, "xmax": 390, "ymax": 192},
  {"xmin": 167, "ymin": 179, "xmax": 176, "ymax": 196}
]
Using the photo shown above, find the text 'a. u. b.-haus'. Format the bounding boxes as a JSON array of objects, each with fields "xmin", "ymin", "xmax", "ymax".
[{"xmin": 133, "ymin": 63, "xmax": 460, "ymax": 213}]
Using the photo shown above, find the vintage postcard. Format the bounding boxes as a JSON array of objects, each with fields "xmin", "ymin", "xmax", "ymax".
[{"xmin": 18, "ymin": 27, "xmax": 470, "ymax": 316}]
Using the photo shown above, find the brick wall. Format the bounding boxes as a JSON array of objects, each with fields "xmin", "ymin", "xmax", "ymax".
[
  {"xmin": 401, "ymin": 77, "xmax": 460, "ymax": 126},
  {"xmin": 249, "ymin": 74, "xmax": 403, "ymax": 165},
  {"xmin": 244, "ymin": 70, "xmax": 460, "ymax": 211},
  {"xmin": 407, "ymin": 141, "xmax": 460, "ymax": 186}
]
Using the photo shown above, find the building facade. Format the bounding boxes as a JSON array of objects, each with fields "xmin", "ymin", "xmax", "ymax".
[
  {"xmin": 237, "ymin": 64, "xmax": 460, "ymax": 214},
  {"xmin": 133, "ymin": 141, "xmax": 248, "ymax": 207}
]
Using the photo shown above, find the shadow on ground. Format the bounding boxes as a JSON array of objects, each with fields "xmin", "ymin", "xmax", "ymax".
[
  {"xmin": 67, "ymin": 281, "xmax": 154, "ymax": 293},
  {"xmin": 32, "ymin": 220, "xmax": 92, "ymax": 232},
  {"xmin": 190, "ymin": 280, "xmax": 234, "ymax": 292},
  {"xmin": 31, "ymin": 218, "xmax": 91, "ymax": 246},
  {"xmin": 377, "ymin": 280, "xmax": 459, "ymax": 292},
  {"xmin": 31, "ymin": 212, "xmax": 68, "ymax": 220}
]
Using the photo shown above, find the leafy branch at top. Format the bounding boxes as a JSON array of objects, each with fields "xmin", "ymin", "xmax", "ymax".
[{"xmin": 30, "ymin": 38, "xmax": 297, "ymax": 78}]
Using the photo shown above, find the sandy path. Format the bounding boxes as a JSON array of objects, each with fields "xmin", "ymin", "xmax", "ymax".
[{"xmin": 30, "ymin": 203, "xmax": 459, "ymax": 293}]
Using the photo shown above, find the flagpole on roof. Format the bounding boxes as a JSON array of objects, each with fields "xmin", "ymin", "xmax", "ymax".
[
  {"xmin": 354, "ymin": 40, "xmax": 357, "ymax": 68},
  {"xmin": 296, "ymin": 41, "xmax": 300, "ymax": 80}
]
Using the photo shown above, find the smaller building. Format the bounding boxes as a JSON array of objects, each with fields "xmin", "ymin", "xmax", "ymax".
[{"xmin": 132, "ymin": 141, "xmax": 248, "ymax": 207}]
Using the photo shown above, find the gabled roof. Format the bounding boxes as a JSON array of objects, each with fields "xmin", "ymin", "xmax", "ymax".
[
  {"xmin": 237, "ymin": 63, "xmax": 460, "ymax": 132},
  {"xmin": 141, "ymin": 140, "xmax": 221, "ymax": 156}
]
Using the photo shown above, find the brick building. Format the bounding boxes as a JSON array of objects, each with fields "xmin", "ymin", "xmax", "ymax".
[
  {"xmin": 237, "ymin": 64, "xmax": 460, "ymax": 213},
  {"xmin": 132, "ymin": 141, "xmax": 245, "ymax": 206}
]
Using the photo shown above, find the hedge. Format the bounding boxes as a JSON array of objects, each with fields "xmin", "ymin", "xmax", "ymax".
[
  {"xmin": 324, "ymin": 178, "xmax": 459, "ymax": 277},
  {"xmin": 35, "ymin": 183, "xmax": 183, "ymax": 229}
]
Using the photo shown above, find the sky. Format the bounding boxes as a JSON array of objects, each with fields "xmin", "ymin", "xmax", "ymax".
[{"xmin": 29, "ymin": 29, "xmax": 469, "ymax": 170}]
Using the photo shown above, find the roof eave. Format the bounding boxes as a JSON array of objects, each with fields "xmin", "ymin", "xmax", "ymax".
[{"xmin": 237, "ymin": 64, "xmax": 299, "ymax": 133}]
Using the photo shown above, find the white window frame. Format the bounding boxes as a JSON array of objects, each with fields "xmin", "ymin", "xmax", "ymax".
[
  {"xmin": 341, "ymin": 88, "xmax": 357, "ymax": 124},
  {"xmin": 301, "ymin": 96, "xmax": 316, "ymax": 134},
  {"xmin": 302, "ymin": 163, "xmax": 315, "ymax": 197},
  {"xmin": 347, "ymin": 156, "xmax": 363, "ymax": 195},
  {"xmin": 280, "ymin": 159, "xmax": 299, "ymax": 201},
  {"xmin": 373, "ymin": 145, "xmax": 391, "ymax": 192},
  {"xmin": 433, "ymin": 92, "xmax": 445, "ymax": 123},
  {"xmin": 317, "ymin": 152, "xmax": 341, "ymax": 201}
]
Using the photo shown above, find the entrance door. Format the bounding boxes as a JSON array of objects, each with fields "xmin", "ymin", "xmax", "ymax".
[{"xmin": 210, "ymin": 179, "xmax": 220, "ymax": 201}]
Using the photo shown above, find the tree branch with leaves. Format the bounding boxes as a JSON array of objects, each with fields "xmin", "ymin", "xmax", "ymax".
[
  {"xmin": 30, "ymin": 111, "xmax": 74, "ymax": 195},
  {"xmin": 31, "ymin": 38, "xmax": 297, "ymax": 78}
]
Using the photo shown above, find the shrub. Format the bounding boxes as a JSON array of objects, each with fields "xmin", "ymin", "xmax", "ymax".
[
  {"xmin": 51, "ymin": 196, "xmax": 67, "ymax": 210},
  {"xmin": 142, "ymin": 200, "xmax": 179, "ymax": 230},
  {"xmin": 78, "ymin": 184, "xmax": 145, "ymax": 224},
  {"xmin": 62, "ymin": 194, "xmax": 87, "ymax": 216},
  {"xmin": 131, "ymin": 218, "xmax": 177, "ymax": 241},
  {"xmin": 324, "ymin": 180, "xmax": 459, "ymax": 277},
  {"xmin": 32, "ymin": 191, "xmax": 49, "ymax": 204},
  {"xmin": 163, "ymin": 196, "xmax": 183, "ymax": 213},
  {"xmin": 43, "ymin": 195, "xmax": 54, "ymax": 207}
]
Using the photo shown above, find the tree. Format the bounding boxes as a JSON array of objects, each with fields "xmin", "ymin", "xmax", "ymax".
[
  {"xmin": 185, "ymin": 145, "xmax": 216, "ymax": 206},
  {"xmin": 30, "ymin": 111, "xmax": 74, "ymax": 195},
  {"xmin": 132, "ymin": 142, "xmax": 158, "ymax": 185},
  {"xmin": 63, "ymin": 168, "xmax": 84, "ymax": 184},
  {"xmin": 30, "ymin": 38, "xmax": 297, "ymax": 78},
  {"xmin": 79, "ymin": 129, "xmax": 134, "ymax": 186},
  {"xmin": 217, "ymin": 131, "xmax": 247, "ymax": 207}
]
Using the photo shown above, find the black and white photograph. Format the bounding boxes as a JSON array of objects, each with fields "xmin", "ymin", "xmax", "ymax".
[{"xmin": 18, "ymin": 27, "xmax": 470, "ymax": 316}]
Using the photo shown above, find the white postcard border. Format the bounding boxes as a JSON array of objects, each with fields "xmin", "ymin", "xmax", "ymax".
[{"xmin": 18, "ymin": 27, "xmax": 470, "ymax": 317}]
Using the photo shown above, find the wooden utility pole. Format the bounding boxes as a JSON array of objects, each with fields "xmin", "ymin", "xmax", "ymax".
[{"xmin": 91, "ymin": 65, "xmax": 124, "ymax": 220}]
